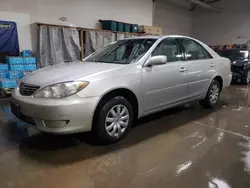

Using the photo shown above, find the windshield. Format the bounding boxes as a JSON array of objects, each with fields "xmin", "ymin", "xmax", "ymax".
[
  {"xmin": 84, "ymin": 39, "xmax": 156, "ymax": 64},
  {"xmin": 218, "ymin": 50, "xmax": 249, "ymax": 60}
]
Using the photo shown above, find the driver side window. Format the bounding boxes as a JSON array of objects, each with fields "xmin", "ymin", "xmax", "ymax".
[{"xmin": 152, "ymin": 38, "xmax": 183, "ymax": 62}]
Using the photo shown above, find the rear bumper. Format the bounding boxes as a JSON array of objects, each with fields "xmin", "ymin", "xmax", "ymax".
[
  {"xmin": 11, "ymin": 88, "xmax": 100, "ymax": 134},
  {"xmin": 223, "ymin": 74, "xmax": 232, "ymax": 88}
]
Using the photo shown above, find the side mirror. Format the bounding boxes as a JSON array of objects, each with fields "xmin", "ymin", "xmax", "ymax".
[{"xmin": 146, "ymin": 55, "xmax": 167, "ymax": 67}]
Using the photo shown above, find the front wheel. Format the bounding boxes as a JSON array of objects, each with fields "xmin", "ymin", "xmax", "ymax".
[
  {"xmin": 94, "ymin": 96, "xmax": 133, "ymax": 143},
  {"xmin": 242, "ymin": 70, "xmax": 250, "ymax": 85},
  {"xmin": 200, "ymin": 80, "xmax": 221, "ymax": 109}
]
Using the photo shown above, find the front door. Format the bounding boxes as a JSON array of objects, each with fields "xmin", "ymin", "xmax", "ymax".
[
  {"xmin": 179, "ymin": 38, "xmax": 215, "ymax": 99},
  {"xmin": 142, "ymin": 38, "xmax": 188, "ymax": 113}
]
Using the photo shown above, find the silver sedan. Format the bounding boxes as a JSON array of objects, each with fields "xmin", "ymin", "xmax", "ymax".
[{"xmin": 11, "ymin": 35, "xmax": 232, "ymax": 143}]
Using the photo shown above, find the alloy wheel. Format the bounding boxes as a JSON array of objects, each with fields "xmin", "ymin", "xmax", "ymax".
[
  {"xmin": 105, "ymin": 104, "xmax": 129, "ymax": 137},
  {"xmin": 209, "ymin": 84, "xmax": 219, "ymax": 104}
]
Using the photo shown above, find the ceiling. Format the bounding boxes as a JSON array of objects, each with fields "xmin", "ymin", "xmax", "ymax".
[{"xmin": 157, "ymin": 0, "xmax": 222, "ymax": 12}]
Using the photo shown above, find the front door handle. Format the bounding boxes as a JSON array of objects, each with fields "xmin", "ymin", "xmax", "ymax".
[
  {"xmin": 210, "ymin": 63, "xmax": 215, "ymax": 67},
  {"xmin": 179, "ymin": 67, "xmax": 187, "ymax": 72}
]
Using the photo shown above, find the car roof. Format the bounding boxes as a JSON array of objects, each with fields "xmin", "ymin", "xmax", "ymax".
[
  {"xmin": 123, "ymin": 35, "xmax": 192, "ymax": 40},
  {"xmin": 122, "ymin": 35, "xmax": 161, "ymax": 40}
]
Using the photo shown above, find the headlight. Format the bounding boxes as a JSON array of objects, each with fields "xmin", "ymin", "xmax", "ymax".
[
  {"xmin": 33, "ymin": 81, "xmax": 89, "ymax": 98},
  {"xmin": 17, "ymin": 79, "xmax": 22, "ymax": 88}
]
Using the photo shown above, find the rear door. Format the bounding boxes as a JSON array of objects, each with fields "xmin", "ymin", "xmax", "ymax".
[{"xmin": 179, "ymin": 38, "xmax": 215, "ymax": 99}]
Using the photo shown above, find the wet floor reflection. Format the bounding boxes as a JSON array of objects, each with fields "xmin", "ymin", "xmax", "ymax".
[
  {"xmin": 0, "ymin": 85, "xmax": 250, "ymax": 188},
  {"xmin": 0, "ymin": 99, "xmax": 38, "ymax": 153},
  {"xmin": 208, "ymin": 177, "xmax": 231, "ymax": 188}
]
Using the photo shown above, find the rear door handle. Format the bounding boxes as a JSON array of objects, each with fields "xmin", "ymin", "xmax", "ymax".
[{"xmin": 179, "ymin": 67, "xmax": 187, "ymax": 72}]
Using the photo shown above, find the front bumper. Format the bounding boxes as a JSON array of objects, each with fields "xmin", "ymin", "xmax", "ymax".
[
  {"xmin": 11, "ymin": 88, "xmax": 100, "ymax": 134},
  {"xmin": 231, "ymin": 65, "xmax": 247, "ymax": 79}
]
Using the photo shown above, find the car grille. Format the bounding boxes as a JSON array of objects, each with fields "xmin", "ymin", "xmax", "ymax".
[
  {"xmin": 19, "ymin": 82, "xmax": 40, "ymax": 96},
  {"xmin": 20, "ymin": 114, "xmax": 36, "ymax": 126},
  {"xmin": 231, "ymin": 65, "xmax": 242, "ymax": 73}
]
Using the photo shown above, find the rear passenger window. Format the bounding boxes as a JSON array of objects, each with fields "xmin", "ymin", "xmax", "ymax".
[
  {"xmin": 152, "ymin": 38, "xmax": 183, "ymax": 62},
  {"xmin": 181, "ymin": 38, "xmax": 212, "ymax": 60}
]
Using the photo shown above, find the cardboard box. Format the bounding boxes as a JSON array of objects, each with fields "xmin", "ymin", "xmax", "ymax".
[{"xmin": 138, "ymin": 25, "xmax": 162, "ymax": 35}]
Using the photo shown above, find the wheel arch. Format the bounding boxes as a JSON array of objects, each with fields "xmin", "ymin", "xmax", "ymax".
[
  {"xmin": 92, "ymin": 88, "xmax": 139, "ymax": 128},
  {"xmin": 213, "ymin": 75, "xmax": 223, "ymax": 91}
]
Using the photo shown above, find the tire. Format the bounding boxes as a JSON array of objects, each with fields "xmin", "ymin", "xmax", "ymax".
[
  {"xmin": 242, "ymin": 70, "xmax": 250, "ymax": 85},
  {"xmin": 200, "ymin": 80, "xmax": 221, "ymax": 109},
  {"xmin": 93, "ymin": 96, "xmax": 133, "ymax": 143}
]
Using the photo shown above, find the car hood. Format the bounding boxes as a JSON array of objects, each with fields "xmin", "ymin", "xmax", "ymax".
[{"xmin": 21, "ymin": 62, "xmax": 124, "ymax": 86}]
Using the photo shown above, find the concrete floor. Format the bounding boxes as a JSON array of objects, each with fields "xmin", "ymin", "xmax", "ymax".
[{"xmin": 0, "ymin": 85, "xmax": 250, "ymax": 188}]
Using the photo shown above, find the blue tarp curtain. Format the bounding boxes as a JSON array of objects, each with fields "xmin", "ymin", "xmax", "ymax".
[{"xmin": 0, "ymin": 20, "xmax": 19, "ymax": 55}]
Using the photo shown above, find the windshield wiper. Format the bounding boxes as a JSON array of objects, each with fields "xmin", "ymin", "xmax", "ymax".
[{"xmin": 98, "ymin": 60, "xmax": 117, "ymax": 64}]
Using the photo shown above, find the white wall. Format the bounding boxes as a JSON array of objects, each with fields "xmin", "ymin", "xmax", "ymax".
[
  {"xmin": 4, "ymin": 0, "xmax": 250, "ymax": 51},
  {"xmin": 153, "ymin": 0, "xmax": 193, "ymax": 36},
  {"xmin": 0, "ymin": 0, "xmax": 153, "ymax": 51},
  {"xmin": 0, "ymin": 11, "xmax": 32, "ymax": 51},
  {"xmin": 192, "ymin": 0, "xmax": 250, "ymax": 45}
]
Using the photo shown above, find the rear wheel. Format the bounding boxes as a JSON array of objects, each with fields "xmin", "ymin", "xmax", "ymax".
[
  {"xmin": 93, "ymin": 96, "xmax": 133, "ymax": 143},
  {"xmin": 200, "ymin": 80, "xmax": 221, "ymax": 109}
]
